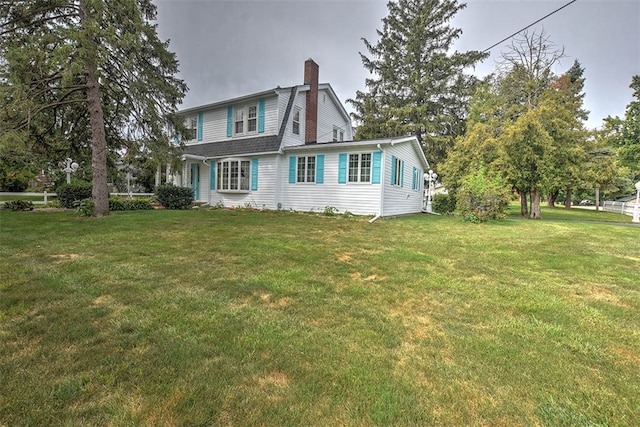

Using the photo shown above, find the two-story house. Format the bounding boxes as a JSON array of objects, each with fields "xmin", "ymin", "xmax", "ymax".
[{"xmin": 177, "ymin": 59, "xmax": 430, "ymax": 217}]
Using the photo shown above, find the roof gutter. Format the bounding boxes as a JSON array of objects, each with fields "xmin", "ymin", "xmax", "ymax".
[{"xmin": 182, "ymin": 154, "xmax": 208, "ymax": 161}]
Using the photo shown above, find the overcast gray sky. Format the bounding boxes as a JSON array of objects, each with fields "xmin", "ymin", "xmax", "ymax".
[{"xmin": 155, "ymin": 0, "xmax": 639, "ymax": 130}]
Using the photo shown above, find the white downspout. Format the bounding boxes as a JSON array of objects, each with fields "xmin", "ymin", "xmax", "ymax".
[{"xmin": 369, "ymin": 143, "xmax": 385, "ymax": 223}]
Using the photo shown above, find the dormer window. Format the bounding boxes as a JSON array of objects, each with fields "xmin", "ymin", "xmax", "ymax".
[
  {"xmin": 333, "ymin": 126, "xmax": 344, "ymax": 142},
  {"xmin": 234, "ymin": 104, "xmax": 258, "ymax": 135},
  {"xmin": 188, "ymin": 117, "xmax": 197, "ymax": 140},
  {"xmin": 235, "ymin": 108, "xmax": 244, "ymax": 134},
  {"xmin": 292, "ymin": 108, "xmax": 301, "ymax": 135},
  {"xmin": 248, "ymin": 106, "xmax": 257, "ymax": 132}
]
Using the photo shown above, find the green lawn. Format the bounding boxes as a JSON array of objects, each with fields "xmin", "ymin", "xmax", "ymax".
[{"xmin": 1, "ymin": 208, "xmax": 638, "ymax": 426}]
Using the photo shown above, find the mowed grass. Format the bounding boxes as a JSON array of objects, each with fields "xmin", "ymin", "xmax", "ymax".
[{"xmin": 0, "ymin": 208, "xmax": 638, "ymax": 426}]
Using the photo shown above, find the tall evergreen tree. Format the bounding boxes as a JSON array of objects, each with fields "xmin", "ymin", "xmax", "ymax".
[
  {"xmin": 0, "ymin": 0, "xmax": 187, "ymax": 217},
  {"xmin": 349, "ymin": 0, "xmax": 487, "ymax": 170}
]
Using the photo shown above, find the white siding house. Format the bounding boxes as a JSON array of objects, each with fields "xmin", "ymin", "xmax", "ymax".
[{"xmin": 177, "ymin": 59, "xmax": 430, "ymax": 217}]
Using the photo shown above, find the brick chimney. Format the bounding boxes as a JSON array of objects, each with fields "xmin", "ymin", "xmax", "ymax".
[{"xmin": 304, "ymin": 58, "xmax": 319, "ymax": 144}]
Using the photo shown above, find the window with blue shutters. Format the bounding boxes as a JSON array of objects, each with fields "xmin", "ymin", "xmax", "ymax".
[
  {"xmin": 340, "ymin": 152, "xmax": 374, "ymax": 183},
  {"xmin": 216, "ymin": 159, "xmax": 250, "ymax": 192},
  {"xmin": 289, "ymin": 155, "xmax": 323, "ymax": 184},
  {"xmin": 231, "ymin": 102, "xmax": 262, "ymax": 136}
]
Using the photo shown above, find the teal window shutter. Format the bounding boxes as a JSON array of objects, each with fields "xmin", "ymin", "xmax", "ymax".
[
  {"xmin": 400, "ymin": 160, "xmax": 405, "ymax": 187},
  {"xmin": 227, "ymin": 106, "xmax": 233, "ymax": 137},
  {"xmin": 258, "ymin": 99, "xmax": 265, "ymax": 133},
  {"xmin": 210, "ymin": 161, "xmax": 216, "ymax": 190},
  {"xmin": 197, "ymin": 112, "xmax": 203, "ymax": 141},
  {"xmin": 413, "ymin": 166, "xmax": 418, "ymax": 190},
  {"xmin": 251, "ymin": 158, "xmax": 259, "ymax": 191},
  {"xmin": 316, "ymin": 154, "xmax": 324, "ymax": 184},
  {"xmin": 288, "ymin": 156, "xmax": 296, "ymax": 183},
  {"xmin": 390, "ymin": 155, "xmax": 396, "ymax": 185},
  {"xmin": 338, "ymin": 153, "xmax": 347, "ymax": 184},
  {"xmin": 372, "ymin": 151, "xmax": 381, "ymax": 184}
]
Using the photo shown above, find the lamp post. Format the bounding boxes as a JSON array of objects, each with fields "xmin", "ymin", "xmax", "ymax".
[
  {"xmin": 633, "ymin": 181, "xmax": 640, "ymax": 223},
  {"xmin": 62, "ymin": 158, "xmax": 79, "ymax": 184},
  {"xmin": 424, "ymin": 169, "xmax": 438, "ymax": 213}
]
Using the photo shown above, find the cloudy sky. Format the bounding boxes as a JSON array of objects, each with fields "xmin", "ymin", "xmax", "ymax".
[{"xmin": 154, "ymin": 0, "xmax": 639, "ymax": 130}]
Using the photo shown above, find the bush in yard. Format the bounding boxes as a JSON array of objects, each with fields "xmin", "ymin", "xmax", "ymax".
[
  {"xmin": 457, "ymin": 167, "xmax": 510, "ymax": 223},
  {"xmin": 0, "ymin": 170, "xmax": 31, "ymax": 192},
  {"xmin": 154, "ymin": 184, "xmax": 194, "ymax": 210},
  {"xmin": 433, "ymin": 193, "xmax": 456, "ymax": 215},
  {"xmin": 109, "ymin": 197, "xmax": 126, "ymax": 211},
  {"xmin": 123, "ymin": 198, "xmax": 153, "ymax": 210},
  {"xmin": 74, "ymin": 198, "xmax": 94, "ymax": 217},
  {"xmin": 3, "ymin": 200, "xmax": 34, "ymax": 211},
  {"xmin": 57, "ymin": 181, "xmax": 92, "ymax": 209},
  {"xmin": 109, "ymin": 197, "xmax": 153, "ymax": 211}
]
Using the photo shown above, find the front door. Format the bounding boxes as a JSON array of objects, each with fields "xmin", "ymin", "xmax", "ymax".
[{"xmin": 190, "ymin": 163, "xmax": 200, "ymax": 200}]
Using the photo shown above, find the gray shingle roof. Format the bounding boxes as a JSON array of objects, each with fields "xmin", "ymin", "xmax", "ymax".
[{"xmin": 183, "ymin": 135, "xmax": 282, "ymax": 158}]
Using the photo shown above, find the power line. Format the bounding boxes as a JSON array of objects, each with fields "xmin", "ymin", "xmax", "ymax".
[{"xmin": 482, "ymin": 0, "xmax": 579, "ymax": 53}]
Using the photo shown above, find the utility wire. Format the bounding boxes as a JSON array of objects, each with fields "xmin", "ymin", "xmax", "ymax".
[{"xmin": 482, "ymin": 0, "xmax": 579, "ymax": 53}]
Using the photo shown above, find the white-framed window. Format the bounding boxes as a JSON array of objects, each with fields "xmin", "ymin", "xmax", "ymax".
[
  {"xmin": 392, "ymin": 157, "xmax": 402, "ymax": 186},
  {"xmin": 188, "ymin": 116, "xmax": 197, "ymax": 140},
  {"xmin": 234, "ymin": 108, "xmax": 244, "ymax": 134},
  {"xmin": 296, "ymin": 156, "xmax": 316, "ymax": 183},
  {"xmin": 333, "ymin": 126, "xmax": 344, "ymax": 142},
  {"xmin": 248, "ymin": 105, "xmax": 257, "ymax": 132},
  {"xmin": 217, "ymin": 159, "xmax": 250, "ymax": 192},
  {"xmin": 292, "ymin": 108, "xmax": 301, "ymax": 135},
  {"xmin": 234, "ymin": 104, "xmax": 257, "ymax": 136},
  {"xmin": 348, "ymin": 153, "xmax": 371, "ymax": 183}
]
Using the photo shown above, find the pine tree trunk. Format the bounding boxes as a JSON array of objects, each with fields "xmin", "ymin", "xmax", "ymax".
[
  {"xmin": 529, "ymin": 188, "xmax": 542, "ymax": 219},
  {"xmin": 520, "ymin": 191, "xmax": 528, "ymax": 217},
  {"xmin": 565, "ymin": 186, "xmax": 572, "ymax": 209},
  {"xmin": 595, "ymin": 186, "xmax": 600, "ymax": 211},
  {"xmin": 80, "ymin": 1, "xmax": 109, "ymax": 218}
]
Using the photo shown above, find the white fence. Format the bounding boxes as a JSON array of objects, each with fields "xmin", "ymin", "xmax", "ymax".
[
  {"xmin": 0, "ymin": 192, "xmax": 154, "ymax": 205},
  {"xmin": 602, "ymin": 200, "xmax": 638, "ymax": 216}
]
